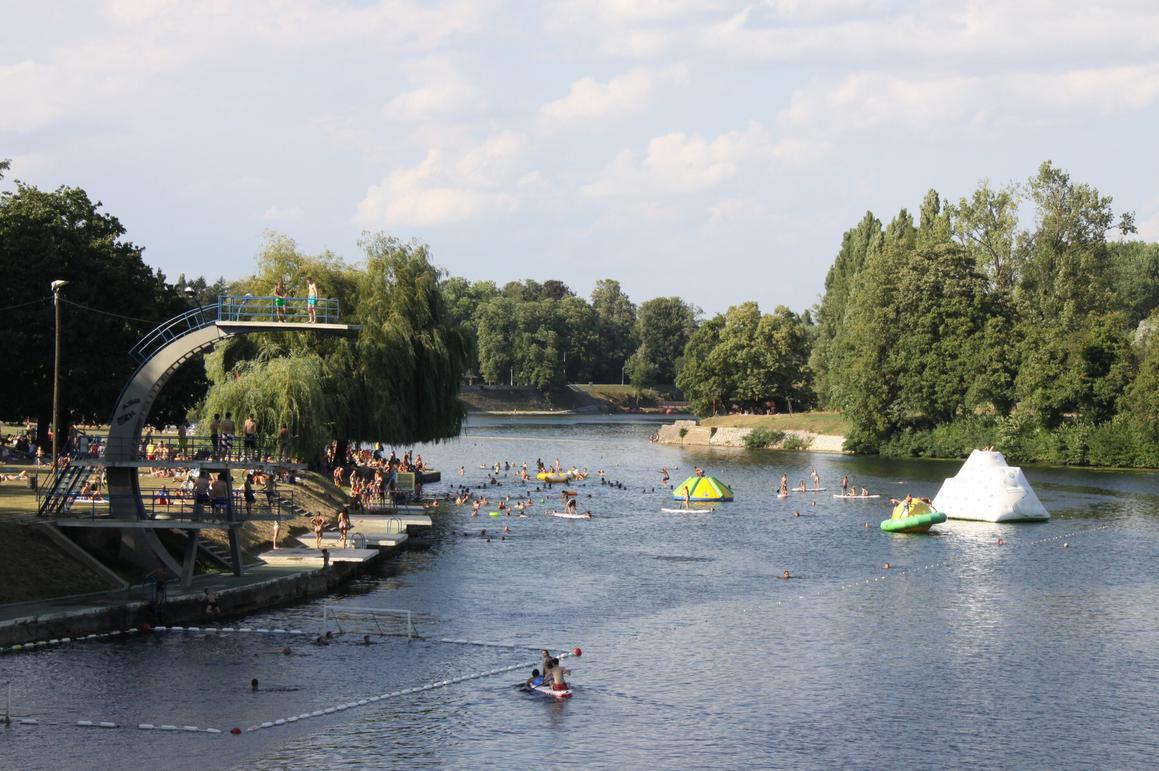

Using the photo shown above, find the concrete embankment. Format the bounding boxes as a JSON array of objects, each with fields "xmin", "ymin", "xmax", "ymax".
[
  {"xmin": 0, "ymin": 560, "xmax": 366, "ymax": 648},
  {"xmin": 654, "ymin": 419, "xmax": 846, "ymax": 453}
]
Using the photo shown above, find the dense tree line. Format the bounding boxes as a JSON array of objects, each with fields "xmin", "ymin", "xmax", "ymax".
[
  {"xmin": 443, "ymin": 276, "xmax": 705, "ymax": 396},
  {"xmin": 5, "ymin": 158, "xmax": 1155, "ymax": 468},
  {"xmin": 812, "ymin": 162, "xmax": 1159, "ymax": 466}
]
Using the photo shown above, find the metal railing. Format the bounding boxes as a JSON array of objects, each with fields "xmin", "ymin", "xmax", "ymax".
[
  {"xmin": 70, "ymin": 433, "xmax": 295, "ymax": 464},
  {"xmin": 217, "ymin": 295, "xmax": 341, "ymax": 325},
  {"xmin": 129, "ymin": 303, "xmax": 220, "ymax": 364},
  {"xmin": 51, "ymin": 486, "xmax": 298, "ymax": 524}
]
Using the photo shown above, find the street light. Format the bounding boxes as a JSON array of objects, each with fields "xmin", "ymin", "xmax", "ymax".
[
  {"xmin": 51, "ymin": 280, "xmax": 69, "ymax": 468},
  {"xmin": 621, "ymin": 364, "xmax": 626, "ymax": 386}
]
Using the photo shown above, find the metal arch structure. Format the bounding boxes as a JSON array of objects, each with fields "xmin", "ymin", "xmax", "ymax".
[{"xmin": 98, "ymin": 297, "xmax": 359, "ymax": 583}]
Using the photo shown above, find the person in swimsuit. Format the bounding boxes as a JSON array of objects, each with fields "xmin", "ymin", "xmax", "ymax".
[
  {"xmin": 306, "ymin": 276, "xmax": 318, "ymax": 323},
  {"xmin": 243, "ymin": 472, "xmax": 256, "ymax": 516},
  {"xmin": 273, "ymin": 279, "xmax": 287, "ymax": 320},
  {"xmin": 311, "ymin": 513, "xmax": 327, "ymax": 549},
  {"xmin": 841, "ymin": 475, "xmax": 849, "ymax": 495},
  {"xmin": 337, "ymin": 507, "xmax": 351, "ymax": 549},
  {"xmin": 545, "ymin": 658, "xmax": 570, "ymax": 691}
]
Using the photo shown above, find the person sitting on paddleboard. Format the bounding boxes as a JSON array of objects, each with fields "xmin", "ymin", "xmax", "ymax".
[
  {"xmin": 543, "ymin": 659, "xmax": 569, "ymax": 692},
  {"xmin": 525, "ymin": 668, "xmax": 544, "ymax": 689},
  {"xmin": 564, "ymin": 496, "xmax": 578, "ymax": 515}
]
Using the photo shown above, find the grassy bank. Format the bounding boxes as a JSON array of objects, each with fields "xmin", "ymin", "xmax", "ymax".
[{"xmin": 700, "ymin": 412, "xmax": 850, "ymax": 436}]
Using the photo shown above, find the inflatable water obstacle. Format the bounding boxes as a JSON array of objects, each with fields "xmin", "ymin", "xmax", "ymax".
[
  {"xmin": 932, "ymin": 449, "xmax": 1049, "ymax": 522},
  {"xmin": 672, "ymin": 475, "xmax": 734, "ymax": 503},
  {"xmin": 880, "ymin": 499, "xmax": 946, "ymax": 534}
]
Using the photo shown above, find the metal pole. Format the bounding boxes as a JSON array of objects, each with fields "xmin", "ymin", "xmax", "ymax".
[{"xmin": 51, "ymin": 281, "xmax": 67, "ymax": 468}]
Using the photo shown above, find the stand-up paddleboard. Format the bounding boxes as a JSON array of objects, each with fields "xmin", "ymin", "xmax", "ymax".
[
  {"xmin": 832, "ymin": 494, "xmax": 881, "ymax": 499},
  {"xmin": 777, "ymin": 493, "xmax": 789, "ymax": 498},
  {"xmin": 528, "ymin": 682, "xmax": 573, "ymax": 699},
  {"xmin": 548, "ymin": 510, "xmax": 592, "ymax": 519},
  {"xmin": 661, "ymin": 506, "xmax": 716, "ymax": 513}
]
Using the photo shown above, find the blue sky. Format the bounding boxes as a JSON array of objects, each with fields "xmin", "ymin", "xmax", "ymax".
[{"xmin": 3, "ymin": 0, "xmax": 1158, "ymax": 315}]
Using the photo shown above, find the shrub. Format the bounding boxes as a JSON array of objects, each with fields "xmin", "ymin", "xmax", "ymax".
[
  {"xmin": 743, "ymin": 427, "xmax": 786, "ymax": 449},
  {"xmin": 781, "ymin": 433, "xmax": 814, "ymax": 451}
]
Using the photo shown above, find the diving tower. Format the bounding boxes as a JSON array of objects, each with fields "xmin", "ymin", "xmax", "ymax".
[{"xmin": 40, "ymin": 295, "xmax": 360, "ymax": 586}]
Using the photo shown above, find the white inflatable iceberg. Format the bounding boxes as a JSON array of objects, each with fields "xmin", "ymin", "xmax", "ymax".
[{"xmin": 932, "ymin": 449, "xmax": 1049, "ymax": 522}]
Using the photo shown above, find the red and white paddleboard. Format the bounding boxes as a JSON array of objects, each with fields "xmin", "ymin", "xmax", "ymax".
[{"xmin": 530, "ymin": 682, "xmax": 573, "ymax": 699}]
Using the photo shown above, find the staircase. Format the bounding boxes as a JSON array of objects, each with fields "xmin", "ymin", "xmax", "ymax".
[{"xmin": 37, "ymin": 462, "xmax": 96, "ymax": 517}]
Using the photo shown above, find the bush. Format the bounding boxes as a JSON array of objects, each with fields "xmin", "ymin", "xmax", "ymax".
[
  {"xmin": 743, "ymin": 427, "xmax": 786, "ymax": 449},
  {"xmin": 781, "ymin": 433, "xmax": 814, "ymax": 451}
]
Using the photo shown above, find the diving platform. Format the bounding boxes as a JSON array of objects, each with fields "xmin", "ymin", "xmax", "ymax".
[{"xmin": 38, "ymin": 293, "xmax": 362, "ymax": 587}]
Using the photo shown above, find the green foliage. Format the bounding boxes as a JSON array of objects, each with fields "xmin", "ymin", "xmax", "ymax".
[
  {"xmin": 633, "ymin": 297, "xmax": 699, "ymax": 384},
  {"xmin": 590, "ymin": 278, "xmax": 638, "ymax": 383},
  {"xmin": 200, "ymin": 234, "xmax": 468, "ymax": 449},
  {"xmin": 743, "ymin": 427, "xmax": 786, "ymax": 449},
  {"xmin": 811, "ymin": 212, "xmax": 883, "ymax": 407},
  {"xmin": 0, "ymin": 180, "xmax": 199, "ymax": 432},
  {"xmin": 781, "ymin": 433, "xmax": 813, "ymax": 451},
  {"xmin": 816, "ymin": 161, "xmax": 1156, "ymax": 467},
  {"xmin": 676, "ymin": 302, "xmax": 814, "ymax": 417}
]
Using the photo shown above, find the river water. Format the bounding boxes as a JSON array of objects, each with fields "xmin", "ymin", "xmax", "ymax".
[{"xmin": 4, "ymin": 416, "xmax": 1158, "ymax": 770}]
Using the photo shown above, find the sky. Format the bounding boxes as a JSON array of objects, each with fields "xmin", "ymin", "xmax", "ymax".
[{"xmin": 3, "ymin": 0, "xmax": 1159, "ymax": 316}]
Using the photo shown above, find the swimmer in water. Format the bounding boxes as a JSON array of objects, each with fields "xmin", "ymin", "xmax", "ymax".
[{"xmin": 782, "ymin": 570, "xmax": 791, "ymax": 579}]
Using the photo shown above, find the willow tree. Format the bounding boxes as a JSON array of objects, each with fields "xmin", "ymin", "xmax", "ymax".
[
  {"xmin": 200, "ymin": 233, "xmax": 468, "ymax": 460},
  {"xmin": 343, "ymin": 234, "xmax": 469, "ymax": 444}
]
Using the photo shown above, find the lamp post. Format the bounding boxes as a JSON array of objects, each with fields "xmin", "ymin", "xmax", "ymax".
[
  {"xmin": 51, "ymin": 280, "xmax": 69, "ymax": 468},
  {"xmin": 621, "ymin": 364, "xmax": 626, "ymax": 386}
]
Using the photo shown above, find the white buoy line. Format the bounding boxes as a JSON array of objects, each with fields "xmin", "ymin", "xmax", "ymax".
[{"xmin": 243, "ymin": 650, "xmax": 575, "ymax": 734}]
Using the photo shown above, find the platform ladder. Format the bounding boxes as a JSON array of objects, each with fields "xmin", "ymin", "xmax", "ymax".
[{"xmin": 36, "ymin": 462, "xmax": 95, "ymax": 517}]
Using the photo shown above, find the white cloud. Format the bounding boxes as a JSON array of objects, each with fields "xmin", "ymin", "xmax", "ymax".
[
  {"xmin": 583, "ymin": 122, "xmax": 782, "ymax": 198},
  {"xmin": 540, "ymin": 65, "xmax": 688, "ymax": 121},
  {"xmin": 707, "ymin": 197, "xmax": 765, "ymax": 225},
  {"xmin": 355, "ymin": 133, "xmax": 533, "ymax": 228},
  {"xmin": 777, "ymin": 65, "xmax": 1159, "ymax": 148},
  {"xmin": 383, "ymin": 82, "xmax": 489, "ymax": 121},
  {"xmin": 263, "ymin": 206, "xmax": 304, "ymax": 220},
  {"xmin": 703, "ymin": 2, "xmax": 1159, "ymax": 65}
]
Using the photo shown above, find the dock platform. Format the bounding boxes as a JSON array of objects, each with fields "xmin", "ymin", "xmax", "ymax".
[{"xmin": 257, "ymin": 546, "xmax": 379, "ymax": 568}]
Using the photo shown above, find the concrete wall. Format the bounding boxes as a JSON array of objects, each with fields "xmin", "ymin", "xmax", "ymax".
[
  {"xmin": 0, "ymin": 561, "xmax": 363, "ymax": 647},
  {"xmin": 655, "ymin": 420, "xmax": 846, "ymax": 453}
]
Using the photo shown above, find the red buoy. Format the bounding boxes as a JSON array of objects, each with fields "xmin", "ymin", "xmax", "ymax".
[
  {"xmin": 230, "ymin": 727, "xmax": 242, "ymax": 735},
  {"xmin": 572, "ymin": 647, "xmax": 582, "ymax": 657}
]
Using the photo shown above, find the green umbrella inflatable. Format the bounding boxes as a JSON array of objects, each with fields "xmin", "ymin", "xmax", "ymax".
[{"xmin": 672, "ymin": 475, "xmax": 734, "ymax": 502}]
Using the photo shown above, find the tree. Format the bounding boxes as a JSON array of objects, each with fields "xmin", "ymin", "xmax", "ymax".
[
  {"xmin": 625, "ymin": 344, "xmax": 659, "ymax": 401},
  {"xmin": 475, "ymin": 297, "xmax": 517, "ymax": 384},
  {"xmin": 633, "ymin": 297, "xmax": 698, "ymax": 384},
  {"xmin": 811, "ymin": 212, "xmax": 882, "ymax": 407},
  {"xmin": 0, "ymin": 181, "xmax": 195, "ymax": 441},
  {"xmin": 948, "ymin": 179, "xmax": 1021, "ymax": 294},
  {"xmin": 556, "ymin": 295, "xmax": 599, "ymax": 383},
  {"xmin": 590, "ymin": 279, "xmax": 637, "ymax": 382},
  {"xmin": 676, "ymin": 303, "xmax": 813, "ymax": 417},
  {"xmin": 200, "ymin": 234, "xmax": 468, "ymax": 457},
  {"xmin": 831, "ymin": 242, "xmax": 999, "ymax": 450},
  {"xmin": 1018, "ymin": 161, "xmax": 1134, "ymax": 328},
  {"xmin": 675, "ymin": 316, "xmax": 726, "ymax": 416}
]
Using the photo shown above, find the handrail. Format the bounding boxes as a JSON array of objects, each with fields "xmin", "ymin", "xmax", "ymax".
[
  {"xmin": 128, "ymin": 303, "xmax": 220, "ymax": 364},
  {"xmin": 217, "ymin": 294, "xmax": 341, "ymax": 324}
]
